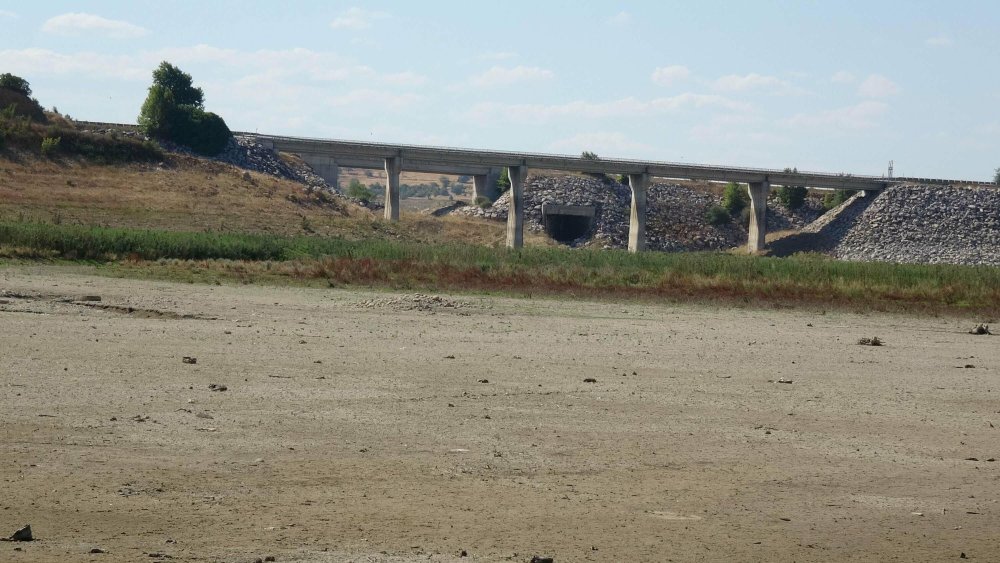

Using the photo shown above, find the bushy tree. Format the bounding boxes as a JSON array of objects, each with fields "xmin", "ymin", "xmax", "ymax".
[
  {"xmin": 0, "ymin": 73, "xmax": 31, "ymax": 96},
  {"xmin": 722, "ymin": 182, "xmax": 749, "ymax": 215},
  {"xmin": 138, "ymin": 62, "xmax": 230, "ymax": 156},
  {"xmin": 776, "ymin": 185, "xmax": 808, "ymax": 209},
  {"xmin": 150, "ymin": 63, "xmax": 203, "ymax": 106},
  {"xmin": 0, "ymin": 73, "xmax": 46, "ymax": 122}
]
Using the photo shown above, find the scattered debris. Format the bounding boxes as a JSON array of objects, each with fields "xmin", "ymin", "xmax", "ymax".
[
  {"xmin": 583, "ymin": 378, "xmax": 597, "ymax": 383},
  {"xmin": 530, "ymin": 557, "xmax": 554, "ymax": 563},
  {"xmin": 131, "ymin": 415, "xmax": 151, "ymax": 423},
  {"xmin": 208, "ymin": 384, "xmax": 227, "ymax": 392},
  {"xmin": 444, "ymin": 355, "xmax": 456, "ymax": 359},
  {"xmin": 857, "ymin": 336, "xmax": 883, "ymax": 346},
  {"xmin": 777, "ymin": 378, "xmax": 793, "ymax": 384},
  {"xmin": 89, "ymin": 547, "xmax": 106, "ymax": 553},
  {"xmin": 969, "ymin": 323, "xmax": 991, "ymax": 335},
  {"xmin": 356, "ymin": 293, "xmax": 473, "ymax": 312},
  {"xmin": 182, "ymin": 356, "xmax": 197, "ymax": 364},
  {"xmin": 965, "ymin": 457, "xmax": 979, "ymax": 461}
]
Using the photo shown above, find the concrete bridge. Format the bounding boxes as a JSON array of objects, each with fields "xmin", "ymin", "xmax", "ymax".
[
  {"xmin": 73, "ymin": 122, "xmax": 996, "ymax": 253},
  {"xmin": 252, "ymin": 133, "xmax": 895, "ymax": 253}
]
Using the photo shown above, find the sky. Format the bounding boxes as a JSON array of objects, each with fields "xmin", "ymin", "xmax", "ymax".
[{"xmin": 1, "ymin": 1, "xmax": 998, "ymax": 180}]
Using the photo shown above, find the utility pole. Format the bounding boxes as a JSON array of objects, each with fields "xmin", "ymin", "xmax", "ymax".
[{"xmin": 887, "ymin": 160, "xmax": 894, "ymax": 179}]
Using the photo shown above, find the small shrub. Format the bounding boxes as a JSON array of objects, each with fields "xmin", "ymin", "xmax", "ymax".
[
  {"xmin": 823, "ymin": 190, "xmax": 857, "ymax": 210},
  {"xmin": 705, "ymin": 205, "xmax": 730, "ymax": 226},
  {"xmin": 40, "ymin": 136, "xmax": 60, "ymax": 156},
  {"xmin": 346, "ymin": 178, "xmax": 373, "ymax": 202},
  {"xmin": 722, "ymin": 182, "xmax": 748, "ymax": 215},
  {"xmin": 474, "ymin": 196, "xmax": 492, "ymax": 209}
]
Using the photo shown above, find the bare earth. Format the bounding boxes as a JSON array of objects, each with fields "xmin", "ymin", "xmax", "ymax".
[{"xmin": 1, "ymin": 266, "xmax": 998, "ymax": 562}]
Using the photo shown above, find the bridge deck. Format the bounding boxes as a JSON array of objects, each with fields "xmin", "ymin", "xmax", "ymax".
[{"xmin": 71, "ymin": 121, "xmax": 996, "ymax": 190}]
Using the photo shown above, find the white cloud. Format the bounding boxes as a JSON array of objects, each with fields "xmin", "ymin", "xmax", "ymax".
[
  {"xmin": 0, "ymin": 45, "xmax": 425, "ymax": 89},
  {"xmin": 925, "ymin": 35, "xmax": 953, "ymax": 47},
  {"xmin": 41, "ymin": 12, "xmax": 148, "ymax": 39},
  {"xmin": 381, "ymin": 71, "xmax": 428, "ymax": 87},
  {"xmin": 0, "ymin": 10, "xmax": 17, "ymax": 19},
  {"xmin": 330, "ymin": 7, "xmax": 388, "ymax": 30},
  {"xmin": 548, "ymin": 131, "xmax": 654, "ymax": 156},
  {"xmin": 830, "ymin": 71, "xmax": 855, "ymax": 84},
  {"xmin": 466, "ymin": 93, "xmax": 751, "ymax": 122},
  {"xmin": 608, "ymin": 11, "xmax": 632, "ymax": 26},
  {"xmin": 712, "ymin": 73, "xmax": 807, "ymax": 95},
  {"xmin": 478, "ymin": 51, "xmax": 517, "ymax": 61},
  {"xmin": 651, "ymin": 65, "xmax": 690, "ymax": 86},
  {"xmin": 782, "ymin": 101, "xmax": 888, "ymax": 130},
  {"xmin": 857, "ymin": 74, "xmax": 899, "ymax": 98},
  {"xmin": 470, "ymin": 65, "xmax": 554, "ymax": 88},
  {"xmin": 0, "ymin": 48, "xmax": 150, "ymax": 80}
]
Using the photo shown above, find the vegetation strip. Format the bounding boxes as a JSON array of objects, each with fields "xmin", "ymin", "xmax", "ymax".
[{"xmin": 2, "ymin": 221, "xmax": 998, "ymax": 314}]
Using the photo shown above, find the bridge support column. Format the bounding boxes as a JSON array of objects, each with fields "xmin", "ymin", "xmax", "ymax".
[
  {"xmin": 747, "ymin": 181, "xmax": 770, "ymax": 253},
  {"xmin": 628, "ymin": 172, "xmax": 650, "ymax": 253},
  {"xmin": 506, "ymin": 164, "xmax": 528, "ymax": 249},
  {"xmin": 302, "ymin": 155, "xmax": 340, "ymax": 189},
  {"xmin": 384, "ymin": 156, "xmax": 402, "ymax": 222},
  {"xmin": 473, "ymin": 168, "xmax": 501, "ymax": 202}
]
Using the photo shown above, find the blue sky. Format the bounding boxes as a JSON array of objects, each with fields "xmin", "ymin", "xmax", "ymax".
[{"xmin": 1, "ymin": 1, "xmax": 997, "ymax": 180}]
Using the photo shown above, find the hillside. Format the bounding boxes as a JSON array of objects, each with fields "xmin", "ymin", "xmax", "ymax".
[{"xmin": 0, "ymin": 148, "xmax": 532, "ymax": 247}]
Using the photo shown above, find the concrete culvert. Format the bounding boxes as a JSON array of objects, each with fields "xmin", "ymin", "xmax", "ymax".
[{"xmin": 542, "ymin": 203, "xmax": 596, "ymax": 243}]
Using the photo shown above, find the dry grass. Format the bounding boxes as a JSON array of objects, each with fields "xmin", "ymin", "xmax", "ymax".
[{"xmin": 0, "ymin": 153, "xmax": 543, "ymax": 246}]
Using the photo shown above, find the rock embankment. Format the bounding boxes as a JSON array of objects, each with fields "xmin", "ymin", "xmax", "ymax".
[
  {"xmin": 217, "ymin": 135, "xmax": 330, "ymax": 189},
  {"xmin": 459, "ymin": 175, "xmax": 822, "ymax": 251},
  {"xmin": 832, "ymin": 185, "xmax": 1000, "ymax": 266}
]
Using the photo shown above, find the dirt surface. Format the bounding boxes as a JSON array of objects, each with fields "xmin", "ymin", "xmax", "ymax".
[{"xmin": 1, "ymin": 266, "xmax": 998, "ymax": 562}]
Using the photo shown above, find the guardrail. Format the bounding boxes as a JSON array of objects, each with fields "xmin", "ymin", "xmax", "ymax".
[{"xmin": 70, "ymin": 121, "xmax": 997, "ymax": 188}]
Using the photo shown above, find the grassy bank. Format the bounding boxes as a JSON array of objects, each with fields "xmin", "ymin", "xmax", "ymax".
[{"xmin": 2, "ymin": 220, "xmax": 999, "ymax": 315}]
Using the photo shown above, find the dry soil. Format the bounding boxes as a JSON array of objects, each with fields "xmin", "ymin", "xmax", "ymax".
[{"xmin": 1, "ymin": 266, "xmax": 998, "ymax": 562}]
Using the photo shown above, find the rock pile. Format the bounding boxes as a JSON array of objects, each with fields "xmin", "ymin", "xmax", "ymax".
[
  {"xmin": 831, "ymin": 185, "xmax": 1000, "ymax": 266},
  {"xmin": 215, "ymin": 136, "xmax": 330, "ymax": 189},
  {"xmin": 458, "ymin": 175, "xmax": 823, "ymax": 251}
]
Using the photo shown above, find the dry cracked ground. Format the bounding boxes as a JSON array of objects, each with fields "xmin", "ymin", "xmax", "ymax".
[{"xmin": 1, "ymin": 266, "xmax": 998, "ymax": 562}]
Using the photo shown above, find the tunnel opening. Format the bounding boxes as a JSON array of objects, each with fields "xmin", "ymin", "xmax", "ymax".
[{"xmin": 541, "ymin": 203, "xmax": 596, "ymax": 244}]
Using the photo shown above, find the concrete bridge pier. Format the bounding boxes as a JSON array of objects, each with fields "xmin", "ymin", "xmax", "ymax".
[
  {"xmin": 628, "ymin": 172, "xmax": 650, "ymax": 253},
  {"xmin": 384, "ymin": 156, "xmax": 402, "ymax": 222},
  {"xmin": 473, "ymin": 168, "xmax": 502, "ymax": 202},
  {"xmin": 302, "ymin": 154, "xmax": 340, "ymax": 189},
  {"xmin": 506, "ymin": 164, "xmax": 528, "ymax": 249},
  {"xmin": 747, "ymin": 181, "xmax": 770, "ymax": 253}
]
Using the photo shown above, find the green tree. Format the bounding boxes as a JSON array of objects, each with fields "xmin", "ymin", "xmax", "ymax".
[
  {"xmin": 150, "ymin": 62, "xmax": 203, "ymax": 107},
  {"xmin": 721, "ymin": 182, "xmax": 749, "ymax": 215},
  {"xmin": 994, "ymin": 167, "xmax": 1000, "ymax": 184},
  {"xmin": 496, "ymin": 168, "xmax": 510, "ymax": 192},
  {"xmin": 776, "ymin": 185, "xmax": 808, "ymax": 209},
  {"xmin": 0, "ymin": 73, "xmax": 31, "ymax": 96},
  {"xmin": 138, "ymin": 61, "xmax": 230, "ymax": 156}
]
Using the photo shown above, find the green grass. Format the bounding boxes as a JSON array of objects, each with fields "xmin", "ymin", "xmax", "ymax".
[{"xmin": 2, "ymin": 220, "xmax": 999, "ymax": 314}]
